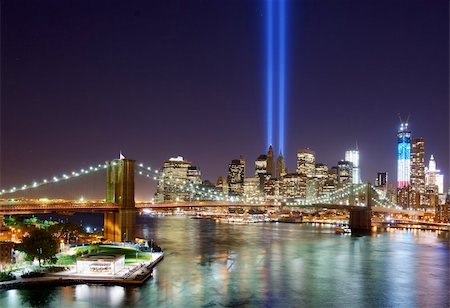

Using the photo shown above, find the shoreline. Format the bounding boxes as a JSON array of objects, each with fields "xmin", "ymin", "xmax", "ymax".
[{"xmin": 0, "ymin": 252, "xmax": 163, "ymax": 291}]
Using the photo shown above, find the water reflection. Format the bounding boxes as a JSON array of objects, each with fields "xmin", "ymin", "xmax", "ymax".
[
  {"xmin": 19, "ymin": 287, "xmax": 56, "ymax": 307},
  {"xmin": 0, "ymin": 216, "xmax": 448, "ymax": 307}
]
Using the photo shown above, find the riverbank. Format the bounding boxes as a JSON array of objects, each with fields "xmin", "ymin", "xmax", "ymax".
[{"xmin": 0, "ymin": 252, "xmax": 163, "ymax": 290}]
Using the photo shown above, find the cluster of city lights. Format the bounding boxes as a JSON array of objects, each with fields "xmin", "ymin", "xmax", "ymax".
[
  {"xmin": 0, "ymin": 159, "xmax": 399, "ymax": 210},
  {"xmin": 135, "ymin": 162, "xmax": 241, "ymax": 203},
  {"xmin": 372, "ymin": 194, "xmax": 402, "ymax": 209},
  {"xmin": 0, "ymin": 163, "xmax": 108, "ymax": 197},
  {"xmin": 136, "ymin": 162, "xmax": 380, "ymax": 207},
  {"xmin": 286, "ymin": 183, "xmax": 368, "ymax": 206}
]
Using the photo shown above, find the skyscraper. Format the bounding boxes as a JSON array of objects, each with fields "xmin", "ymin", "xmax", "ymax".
[
  {"xmin": 276, "ymin": 151, "xmax": 287, "ymax": 178},
  {"xmin": 397, "ymin": 122, "xmax": 411, "ymax": 188},
  {"xmin": 345, "ymin": 149, "xmax": 360, "ymax": 184},
  {"xmin": 375, "ymin": 172, "xmax": 388, "ymax": 189},
  {"xmin": 337, "ymin": 160, "xmax": 353, "ymax": 184},
  {"xmin": 187, "ymin": 166, "xmax": 202, "ymax": 186},
  {"xmin": 425, "ymin": 155, "xmax": 444, "ymax": 194},
  {"xmin": 255, "ymin": 154, "xmax": 267, "ymax": 177},
  {"xmin": 410, "ymin": 137, "xmax": 425, "ymax": 208},
  {"xmin": 410, "ymin": 137, "xmax": 425, "ymax": 192},
  {"xmin": 228, "ymin": 156, "xmax": 245, "ymax": 196},
  {"xmin": 296, "ymin": 149, "xmax": 315, "ymax": 177},
  {"xmin": 266, "ymin": 145, "xmax": 275, "ymax": 178},
  {"xmin": 155, "ymin": 156, "xmax": 196, "ymax": 202},
  {"xmin": 314, "ymin": 163, "xmax": 329, "ymax": 197}
]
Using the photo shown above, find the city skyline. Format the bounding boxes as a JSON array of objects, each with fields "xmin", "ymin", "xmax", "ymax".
[
  {"xmin": 0, "ymin": 1, "xmax": 448, "ymax": 306},
  {"xmin": 1, "ymin": 0, "xmax": 448, "ymax": 196}
]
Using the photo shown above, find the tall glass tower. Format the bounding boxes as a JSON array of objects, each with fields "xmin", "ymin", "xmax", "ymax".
[
  {"xmin": 345, "ymin": 149, "xmax": 361, "ymax": 184},
  {"xmin": 397, "ymin": 123, "xmax": 411, "ymax": 188}
]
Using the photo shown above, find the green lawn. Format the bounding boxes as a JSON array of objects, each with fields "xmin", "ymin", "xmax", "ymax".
[
  {"xmin": 56, "ymin": 255, "xmax": 77, "ymax": 265},
  {"xmin": 57, "ymin": 245, "xmax": 151, "ymax": 265},
  {"xmin": 97, "ymin": 245, "xmax": 151, "ymax": 264}
]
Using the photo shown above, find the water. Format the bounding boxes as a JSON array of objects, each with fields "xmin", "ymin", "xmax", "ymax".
[{"xmin": 1, "ymin": 216, "xmax": 449, "ymax": 307}]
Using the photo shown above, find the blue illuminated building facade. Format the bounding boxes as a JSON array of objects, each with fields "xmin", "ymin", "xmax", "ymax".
[{"xmin": 397, "ymin": 123, "xmax": 411, "ymax": 188}]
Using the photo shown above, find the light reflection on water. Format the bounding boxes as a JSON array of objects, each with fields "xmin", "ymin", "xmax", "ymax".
[{"xmin": 0, "ymin": 216, "xmax": 448, "ymax": 307}]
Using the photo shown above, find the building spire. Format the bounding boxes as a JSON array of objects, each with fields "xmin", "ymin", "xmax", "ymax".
[{"xmin": 119, "ymin": 151, "xmax": 125, "ymax": 160}]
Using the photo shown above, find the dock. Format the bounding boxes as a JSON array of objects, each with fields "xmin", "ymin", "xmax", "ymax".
[{"xmin": 0, "ymin": 252, "xmax": 164, "ymax": 290}]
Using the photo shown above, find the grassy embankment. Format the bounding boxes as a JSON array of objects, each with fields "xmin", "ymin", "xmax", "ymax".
[{"xmin": 56, "ymin": 245, "xmax": 151, "ymax": 265}]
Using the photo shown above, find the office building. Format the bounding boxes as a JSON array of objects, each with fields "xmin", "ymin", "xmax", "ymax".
[
  {"xmin": 276, "ymin": 152, "xmax": 287, "ymax": 178},
  {"xmin": 410, "ymin": 138, "xmax": 425, "ymax": 192},
  {"xmin": 314, "ymin": 163, "xmax": 329, "ymax": 197},
  {"xmin": 228, "ymin": 156, "xmax": 245, "ymax": 196},
  {"xmin": 216, "ymin": 176, "xmax": 229, "ymax": 194},
  {"xmin": 187, "ymin": 166, "xmax": 202, "ymax": 185},
  {"xmin": 425, "ymin": 155, "xmax": 444, "ymax": 194},
  {"xmin": 267, "ymin": 145, "xmax": 275, "ymax": 178},
  {"xmin": 243, "ymin": 177, "xmax": 262, "ymax": 200},
  {"xmin": 397, "ymin": 122, "xmax": 411, "ymax": 188},
  {"xmin": 296, "ymin": 149, "xmax": 315, "ymax": 177},
  {"xmin": 337, "ymin": 160, "xmax": 353, "ymax": 184},
  {"xmin": 255, "ymin": 154, "xmax": 267, "ymax": 177},
  {"xmin": 280, "ymin": 173, "xmax": 305, "ymax": 199},
  {"xmin": 155, "ymin": 156, "xmax": 197, "ymax": 202},
  {"xmin": 375, "ymin": 172, "xmax": 388, "ymax": 189},
  {"xmin": 410, "ymin": 137, "xmax": 425, "ymax": 208},
  {"xmin": 345, "ymin": 149, "xmax": 361, "ymax": 184}
]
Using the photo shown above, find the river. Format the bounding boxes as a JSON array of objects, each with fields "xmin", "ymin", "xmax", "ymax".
[{"xmin": 1, "ymin": 216, "xmax": 449, "ymax": 307}]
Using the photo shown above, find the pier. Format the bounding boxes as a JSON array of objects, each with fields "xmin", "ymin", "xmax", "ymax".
[{"xmin": 0, "ymin": 252, "xmax": 163, "ymax": 290}]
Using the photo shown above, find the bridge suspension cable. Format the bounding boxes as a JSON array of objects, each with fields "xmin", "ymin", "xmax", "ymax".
[
  {"xmin": 135, "ymin": 162, "xmax": 242, "ymax": 203},
  {"xmin": 0, "ymin": 163, "xmax": 108, "ymax": 197}
]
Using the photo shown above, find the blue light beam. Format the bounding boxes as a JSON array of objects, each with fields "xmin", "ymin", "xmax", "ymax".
[
  {"xmin": 278, "ymin": 0, "xmax": 286, "ymax": 155},
  {"xmin": 266, "ymin": 0, "xmax": 274, "ymax": 149}
]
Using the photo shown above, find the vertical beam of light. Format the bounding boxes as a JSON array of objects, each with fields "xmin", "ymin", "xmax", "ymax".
[
  {"xmin": 266, "ymin": 0, "xmax": 274, "ymax": 149},
  {"xmin": 278, "ymin": 0, "xmax": 286, "ymax": 155}
]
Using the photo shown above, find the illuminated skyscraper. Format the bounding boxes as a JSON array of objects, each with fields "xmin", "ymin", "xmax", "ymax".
[
  {"xmin": 155, "ymin": 156, "xmax": 196, "ymax": 202},
  {"xmin": 296, "ymin": 149, "xmax": 315, "ymax": 178},
  {"xmin": 397, "ymin": 122, "xmax": 411, "ymax": 188},
  {"xmin": 243, "ymin": 177, "xmax": 262, "ymax": 200},
  {"xmin": 345, "ymin": 149, "xmax": 360, "ymax": 184},
  {"xmin": 375, "ymin": 172, "xmax": 388, "ymax": 189},
  {"xmin": 410, "ymin": 137, "xmax": 425, "ymax": 208},
  {"xmin": 187, "ymin": 166, "xmax": 202, "ymax": 185},
  {"xmin": 314, "ymin": 163, "xmax": 329, "ymax": 197},
  {"xmin": 216, "ymin": 176, "xmax": 228, "ymax": 194},
  {"xmin": 410, "ymin": 138, "xmax": 425, "ymax": 192},
  {"xmin": 255, "ymin": 155, "xmax": 268, "ymax": 177},
  {"xmin": 228, "ymin": 156, "xmax": 245, "ymax": 196},
  {"xmin": 276, "ymin": 151, "xmax": 287, "ymax": 178},
  {"xmin": 425, "ymin": 155, "xmax": 444, "ymax": 194},
  {"xmin": 280, "ymin": 173, "xmax": 304, "ymax": 198},
  {"xmin": 337, "ymin": 160, "xmax": 353, "ymax": 184},
  {"xmin": 267, "ymin": 145, "xmax": 275, "ymax": 178}
]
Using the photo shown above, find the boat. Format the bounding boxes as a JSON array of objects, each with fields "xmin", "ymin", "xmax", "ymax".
[{"xmin": 335, "ymin": 224, "xmax": 351, "ymax": 234}]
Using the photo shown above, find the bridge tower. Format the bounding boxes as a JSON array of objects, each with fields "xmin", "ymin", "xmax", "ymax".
[
  {"xmin": 349, "ymin": 183, "xmax": 372, "ymax": 232},
  {"xmin": 104, "ymin": 158, "xmax": 136, "ymax": 242}
]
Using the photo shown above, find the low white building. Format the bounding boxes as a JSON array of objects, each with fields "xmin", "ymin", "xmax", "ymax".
[{"xmin": 76, "ymin": 254, "xmax": 125, "ymax": 275}]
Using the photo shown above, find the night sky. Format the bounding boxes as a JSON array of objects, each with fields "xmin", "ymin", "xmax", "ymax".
[{"xmin": 1, "ymin": 0, "xmax": 449, "ymax": 199}]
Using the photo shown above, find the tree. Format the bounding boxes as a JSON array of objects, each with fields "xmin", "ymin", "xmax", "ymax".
[
  {"xmin": 18, "ymin": 229, "xmax": 58, "ymax": 266},
  {"xmin": 47, "ymin": 222, "xmax": 82, "ymax": 243}
]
